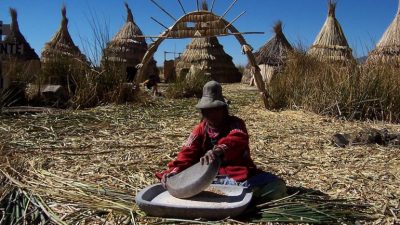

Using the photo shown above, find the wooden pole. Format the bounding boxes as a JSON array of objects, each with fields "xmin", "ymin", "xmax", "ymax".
[
  {"xmin": 242, "ymin": 45, "xmax": 269, "ymax": 109},
  {"xmin": 224, "ymin": 11, "xmax": 246, "ymax": 30},
  {"xmin": 149, "ymin": 0, "xmax": 177, "ymax": 21},
  {"xmin": 223, "ymin": 21, "xmax": 269, "ymax": 108},
  {"xmin": 150, "ymin": 17, "xmax": 169, "ymax": 30},
  {"xmin": 210, "ymin": 0, "xmax": 216, "ymax": 12},
  {"xmin": 219, "ymin": 0, "xmax": 238, "ymax": 20},
  {"xmin": 135, "ymin": 31, "xmax": 264, "ymax": 39},
  {"xmin": 177, "ymin": 0, "xmax": 186, "ymax": 14}
]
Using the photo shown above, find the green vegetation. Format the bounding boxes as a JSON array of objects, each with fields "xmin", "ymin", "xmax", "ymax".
[
  {"xmin": 269, "ymin": 52, "xmax": 400, "ymax": 122},
  {"xmin": 166, "ymin": 67, "xmax": 211, "ymax": 99}
]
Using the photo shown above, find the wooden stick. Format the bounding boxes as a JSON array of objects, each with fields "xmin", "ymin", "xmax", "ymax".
[
  {"xmin": 149, "ymin": 0, "xmax": 177, "ymax": 21},
  {"xmin": 150, "ymin": 17, "xmax": 169, "ymax": 30},
  {"xmin": 210, "ymin": 0, "xmax": 216, "ymax": 12},
  {"xmin": 177, "ymin": 0, "xmax": 186, "ymax": 14},
  {"xmin": 219, "ymin": 0, "xmax": 238, "ymax": 20},
  {"xmin": 134, "ymin": 31, "xmax": 264, "ymax": 39},
  {"xmin": 224, "ymin": 11, "xmax": 246, "ymax": 30},
  {"xmin": 243, "ymin": 45, "xmax": 269, "ymax": 109}
]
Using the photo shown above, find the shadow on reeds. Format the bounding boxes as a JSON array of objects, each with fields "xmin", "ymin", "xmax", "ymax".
[
  {"xmin": 237, "ymin": 186, "xmax": 372, "ymax": 224},
  {"xmin": 268, "ymin": 52, "xmax": 400, "ymax": 123}
]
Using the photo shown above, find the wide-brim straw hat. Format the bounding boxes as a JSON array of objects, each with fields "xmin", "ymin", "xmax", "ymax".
[{"xmin": 196, "ymin": 81, "xmax": 227, "ymax": 109}]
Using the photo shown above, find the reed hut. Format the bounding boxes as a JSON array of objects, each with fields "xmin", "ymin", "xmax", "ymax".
[
  {"xmin": 2, "ymin": 8, "xmax": 39, "ymax": 61},
  {"xmin": 242, "ymin": 21, "xmax": 293, "ymax": 85},
  {"xmin": 41, "ymin": 6, "xmax": 87, "ymax": 64},
  {"xmin": 175, "ymin": 32, "xmax": 242, "ymax": 83},
  {"xmin": 102, "ymin": 3, "xmax": 158, "ymax": 82},
  {"xmin": 307, "ymin": 1, "xmax": 354, "ymax": 62},
  {"xmin": 367, "ymin": 0, "xmax": 400, "ymax": 65},
  {"xmin": 1, "ymin": 8, "xmax": 40, "ymax": 90}
]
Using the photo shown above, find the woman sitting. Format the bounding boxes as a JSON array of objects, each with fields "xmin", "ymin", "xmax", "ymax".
[{"xmin": 156, "ymin": 81, "xmax": 286, "ymax": 201}]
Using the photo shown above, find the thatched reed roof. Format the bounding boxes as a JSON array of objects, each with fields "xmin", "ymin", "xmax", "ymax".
[
  {"xmin": 167, "ymin": 1, "xmax": 228, "ymax": 39},
  {"xmin": 367, "ymin": 0, "xmax": 400, "ymax": 64},
  {"xmin": 175, "ymin": 32, "xmax": 242, "ymax": 83},
  {"xmin": 102, "ymin": 3, "xmax": 157, "ymax": 77},
  {"xmin": 307, "ymin": 1, "xmax": 354, "ymax": 62},
  {"xmin": 103, "ymin": 3, "xmax": 147, "ymax": 64},
  {"xmin": 242, "ymin": 21, "xmax": 293, "ymax": 84},
  {"xmin": 256, "ymin": 21, "xmax": 293, "ymax": 67},
  {"xmin": 1, "ymin": 8, "xmax": 39, "ymax": 61},
  {"xmin": 41, "ymin": 5, "xmax": 87, "ymax": 63}
]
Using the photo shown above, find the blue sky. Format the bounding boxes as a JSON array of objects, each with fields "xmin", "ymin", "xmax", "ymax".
[{"xmin": 0, "ymin": 0, "xmax": 397, "ymax": 66}]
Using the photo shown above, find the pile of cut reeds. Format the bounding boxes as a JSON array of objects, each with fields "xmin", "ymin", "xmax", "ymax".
[{"xmin": 0, "ymin": 83, "xmax": 398, "ymax": 224}]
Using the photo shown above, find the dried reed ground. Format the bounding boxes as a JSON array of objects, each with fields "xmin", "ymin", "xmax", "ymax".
[{"xmin": 0, "ymin": 83, "xmax": 399, "ymax": 224}]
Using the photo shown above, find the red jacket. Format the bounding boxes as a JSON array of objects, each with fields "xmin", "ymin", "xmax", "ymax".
[{"xmin": 156, "ymin": 116, "xmax": 260, "ymax": 182}]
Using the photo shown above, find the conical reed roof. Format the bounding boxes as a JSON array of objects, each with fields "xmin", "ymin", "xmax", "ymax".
[
  {"xmin": 2, "ymin": 8, "xmax": 39, "ymax": 61},
  {"xmin": 367, "ymin": 0, "xmax": 400, "ymax": 64},
  {"xmin": 176, "ymin": 32, "xmax": 242, "ymax": 83},
  {"xmin": 102, "ymin": 3, "xmax": 158, "ymax": 79},
  {"xmin": 307, "ymin": 1, "xmax": 354, "ymax": 62},
  {"xmin": 103, "ymin": 2, "xmax": 147, "ymax": 64},
  {"xmin": 111, "ymin": 3, "xmax": 145, "ymax": 44},
  {"xmin": 41, "ymin": 5, "xmax": 87, "ymax": 63},
  {"xmin": 255, "ymin": 21, "xmax": 293, "ymax": 67},
  {"xmin": 242, "ymin": 21, "xmax": 293, "ymax": 84}
]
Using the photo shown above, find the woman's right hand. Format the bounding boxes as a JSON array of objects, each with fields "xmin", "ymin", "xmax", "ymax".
[
  {"xmin": 200, "ymin": 147, "xmax": 224, "ymax": 165},
  {"xmin": 200, "ymin": 150, "xmax": 216, "ymax": 165}
]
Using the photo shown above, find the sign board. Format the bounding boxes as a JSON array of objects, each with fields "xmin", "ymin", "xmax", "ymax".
[
  {"xmin": 0, "ymin": 25, "xmax": 11, "ymax": 37},
  {"xmin": 0, "ymin": 42, "xmax": 24, "ymax": 55},
  {"xmin": 0, "ymin": 21, "xmax": 11, "ymax": 38},
  {"xmin": 0, "ymin": 21, "xmax": 19, "ymax": 56}
]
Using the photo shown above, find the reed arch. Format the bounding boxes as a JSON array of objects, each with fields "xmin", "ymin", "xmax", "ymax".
[{"xmin": 136, "ymin": 9, "xmax": 269, "ymax": 108}]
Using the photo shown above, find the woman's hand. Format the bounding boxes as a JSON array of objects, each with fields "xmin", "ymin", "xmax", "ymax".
[
  {"xmin": 200, "ymin": 150, "xmax": 215, "ymax": 165},
  {"xmin": 200, "ymin": 147, "xmax": 224, "ymax": 165}
]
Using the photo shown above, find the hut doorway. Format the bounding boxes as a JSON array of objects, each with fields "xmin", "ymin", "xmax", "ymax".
[
  {"xmin": 126, "ymin": 66, "xmax": 137, "ymax": 82},
  {"xmin": 179, "ymin": 68, "xmax": 189, "ymax": 79},
  {"xmin": 135, "ymin": 0, "xmax": 269, "ymax": 108},
  {"xmin": 163, "ymin": 60, "xmax": 176, "ymax": 82}
]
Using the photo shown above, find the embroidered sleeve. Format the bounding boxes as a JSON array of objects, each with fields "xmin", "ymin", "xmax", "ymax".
[
  {"xmin": 184, "ymin": 132, "xmax": 197, "ymax": 147},
  {"xmin": 155, "ymin": 124, "xmax": 205, "ymax": 180}
]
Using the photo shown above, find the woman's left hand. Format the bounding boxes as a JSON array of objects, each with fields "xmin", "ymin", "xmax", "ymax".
[{"xmin": 200, "ymin": 147, "xmax": 223, "ymax": 165}]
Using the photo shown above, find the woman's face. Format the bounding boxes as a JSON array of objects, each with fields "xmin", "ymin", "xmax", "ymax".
[{"xmin": 202, "ymin": 107, "xmax": 226, "ymax": 127}]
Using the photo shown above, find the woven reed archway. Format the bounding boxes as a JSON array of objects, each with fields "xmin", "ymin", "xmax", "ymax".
[{"xmin": 136, "ymin": 5, "xmax": 269, "ymax": 108}]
